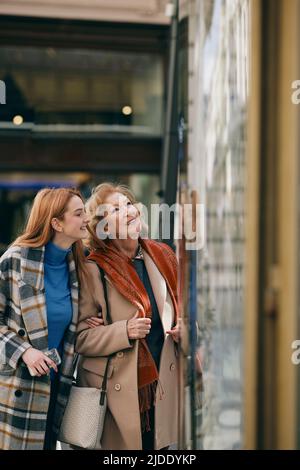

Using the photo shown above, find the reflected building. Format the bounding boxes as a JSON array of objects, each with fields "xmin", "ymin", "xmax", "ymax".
[{"xmin": 182, "ymin": 0, "xmax": 250, "ymax": 449}]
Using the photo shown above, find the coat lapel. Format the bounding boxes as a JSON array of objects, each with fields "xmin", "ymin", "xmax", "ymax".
[
  {"xmin": 19, "ymin": 246, "xmax": 48, "ymax": 351},
  {"xmin": 20, "ymin": 246, "xmax": 45, "ymax": 291},
  {"xmin": 143, "ymin": 251, "xmax": 173, "ymax": 333},
  {"xmin": 19, "ymin": 246, "xmax": 79, "ymax": 354}
]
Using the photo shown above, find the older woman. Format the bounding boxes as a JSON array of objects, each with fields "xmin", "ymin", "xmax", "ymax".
[{"xmin": 75, "ymin": 183, "xmax": 181, "ymax": 450}]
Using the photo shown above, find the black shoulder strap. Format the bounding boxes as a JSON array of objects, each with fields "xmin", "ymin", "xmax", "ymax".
[
  {"xmin": 98, "ymin": 266, "xmax": 111, "ymax": 325},
  {"xmin": 73, "ymin": 264, "xmax": 112, "ymax": 394},
  {"xmin": 97, "ymin": 266, "xmax": 112, "ymax": 402}
]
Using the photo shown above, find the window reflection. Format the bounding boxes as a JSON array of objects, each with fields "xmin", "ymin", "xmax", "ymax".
[{"xmin": 194, "ymin": 0, "xmax": 250, "ymax": 449}]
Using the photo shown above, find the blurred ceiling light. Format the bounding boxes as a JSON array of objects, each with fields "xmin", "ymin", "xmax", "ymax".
[
  {"xmin": 13, "ymin": 115, "xmax": 24, "ymax": 126},
  {"xmin": 122, "ymin": 106, "xmax": 133, "ymax": 116},
  {"xmin": 46, "ymin": 48, "xmax": 57, "ymax": 58}
]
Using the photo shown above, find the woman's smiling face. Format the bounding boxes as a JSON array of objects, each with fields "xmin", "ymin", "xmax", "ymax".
[
  {"xmin": 52, "ymin": 195, "xmax": 90, "ymax": 242},
  {"xmin": 100, "ymin": 191, "xmax": 141, "ymax": 240}
]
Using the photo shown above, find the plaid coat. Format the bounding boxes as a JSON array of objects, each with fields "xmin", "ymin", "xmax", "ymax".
[{"xmin": 0, "ymin": 245, "xmax": 78, "ymax": 450}]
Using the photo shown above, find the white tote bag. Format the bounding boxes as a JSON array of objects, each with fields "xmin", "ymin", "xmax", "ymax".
[{"xmin": 58, "ymin": 382, "xmax": 107, "ymax": 449}]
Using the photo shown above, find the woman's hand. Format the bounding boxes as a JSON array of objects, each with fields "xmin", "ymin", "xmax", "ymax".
[
  {"xmin": 86, "ymin": 315, "xmax": 104, "ymax": 329},
  {"xmin": 127, "ymin": 311, "xmax": 151, "ymax": 340},
  {"xmin": 22, "ymin": 347, "xmax": 57, "ymax": 377},
  {"xmin": 166, "ymin": 319, "xmax": 181, "ymax": 343}
]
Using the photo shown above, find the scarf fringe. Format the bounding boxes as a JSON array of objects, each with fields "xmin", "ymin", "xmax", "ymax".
[
  {"xmin": 141, "ymin": 410, "xmax": 151, "ymax": 433},
  {"xmin": 139, "ymin": 382, "xmax": 157, "ymax": 432},
  {"xmin": 139, "ymin": 380, "xmax": 166, "ymax": 432},
  {"xmin": 139, "ymin": 381, "xmax": 157, "ymax": 413}
]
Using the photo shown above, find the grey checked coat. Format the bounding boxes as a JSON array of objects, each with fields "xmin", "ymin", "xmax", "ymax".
[{"xmin": 0, "ymin": 245, "xmax": 78, "ymax": 450}]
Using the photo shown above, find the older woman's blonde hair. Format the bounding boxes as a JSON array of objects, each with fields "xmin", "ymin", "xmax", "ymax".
[{"xmin": 85, "ymin": 182, "xmax": 138, "ymax": 252}]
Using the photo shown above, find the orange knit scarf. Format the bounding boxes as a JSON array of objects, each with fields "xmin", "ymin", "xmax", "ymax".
[{"xmin": 88, "ymin": 239, "xmax": 178, "ymax": 431}]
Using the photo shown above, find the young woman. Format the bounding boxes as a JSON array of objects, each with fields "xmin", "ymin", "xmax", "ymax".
[
  {"xmin": 75, "ymin": 183, "xmax": 181, "ymax": 450},
  {"xmin": 0, "ymin": 187, "xmax": 102, "ymax": 450}
]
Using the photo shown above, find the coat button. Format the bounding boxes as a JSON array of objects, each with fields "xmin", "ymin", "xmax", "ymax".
[
  {"xmin": 117, "ymin": 352, "xmax": 124, "ymax": 358},
  {"xmin": 18, "ymin": 329, "xmax": 25, "ymax": 337},
  {"xmin": 114, "ymin": 383, "xmax": 121, "ymax": 391},
  {"xmin": 15, "ymin": 390, "xmax": 23, "ymax": 398},
  {"xmin": 170, "ymin": 363, "xmax": 176, "ymax": 371}
]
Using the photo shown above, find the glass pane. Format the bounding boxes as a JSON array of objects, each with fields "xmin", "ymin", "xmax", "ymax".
[{"xmin": 189, "ymin": 0, "xmax": 250, "ymax": 449}]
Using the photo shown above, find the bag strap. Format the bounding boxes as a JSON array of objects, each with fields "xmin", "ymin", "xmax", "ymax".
[
  {"xmin": 72, "ymin": 264, "xmax": 112, "ymax": 399},
  {"xmin": 98, "ymin": 266, "xmax": 112, "ymax": 405},
  {"xmin": 98, "ymin": 267, "xmax": 111, "ymax": 325}
]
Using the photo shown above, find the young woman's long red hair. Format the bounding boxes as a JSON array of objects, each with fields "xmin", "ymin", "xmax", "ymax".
[{"xmin": 13, "ymin": 187, "xmax": 90, "ymax": 286}]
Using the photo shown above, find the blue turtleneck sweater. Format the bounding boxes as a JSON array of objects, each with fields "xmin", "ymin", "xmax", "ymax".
[{"xmin": 44, "ymin": 242, "xmax": 73, "ymax": 369}]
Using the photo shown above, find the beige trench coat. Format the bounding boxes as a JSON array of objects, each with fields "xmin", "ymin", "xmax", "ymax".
[{"xmin": 76, "ymin": 250, "xmax": 180, "ymax": 450}]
